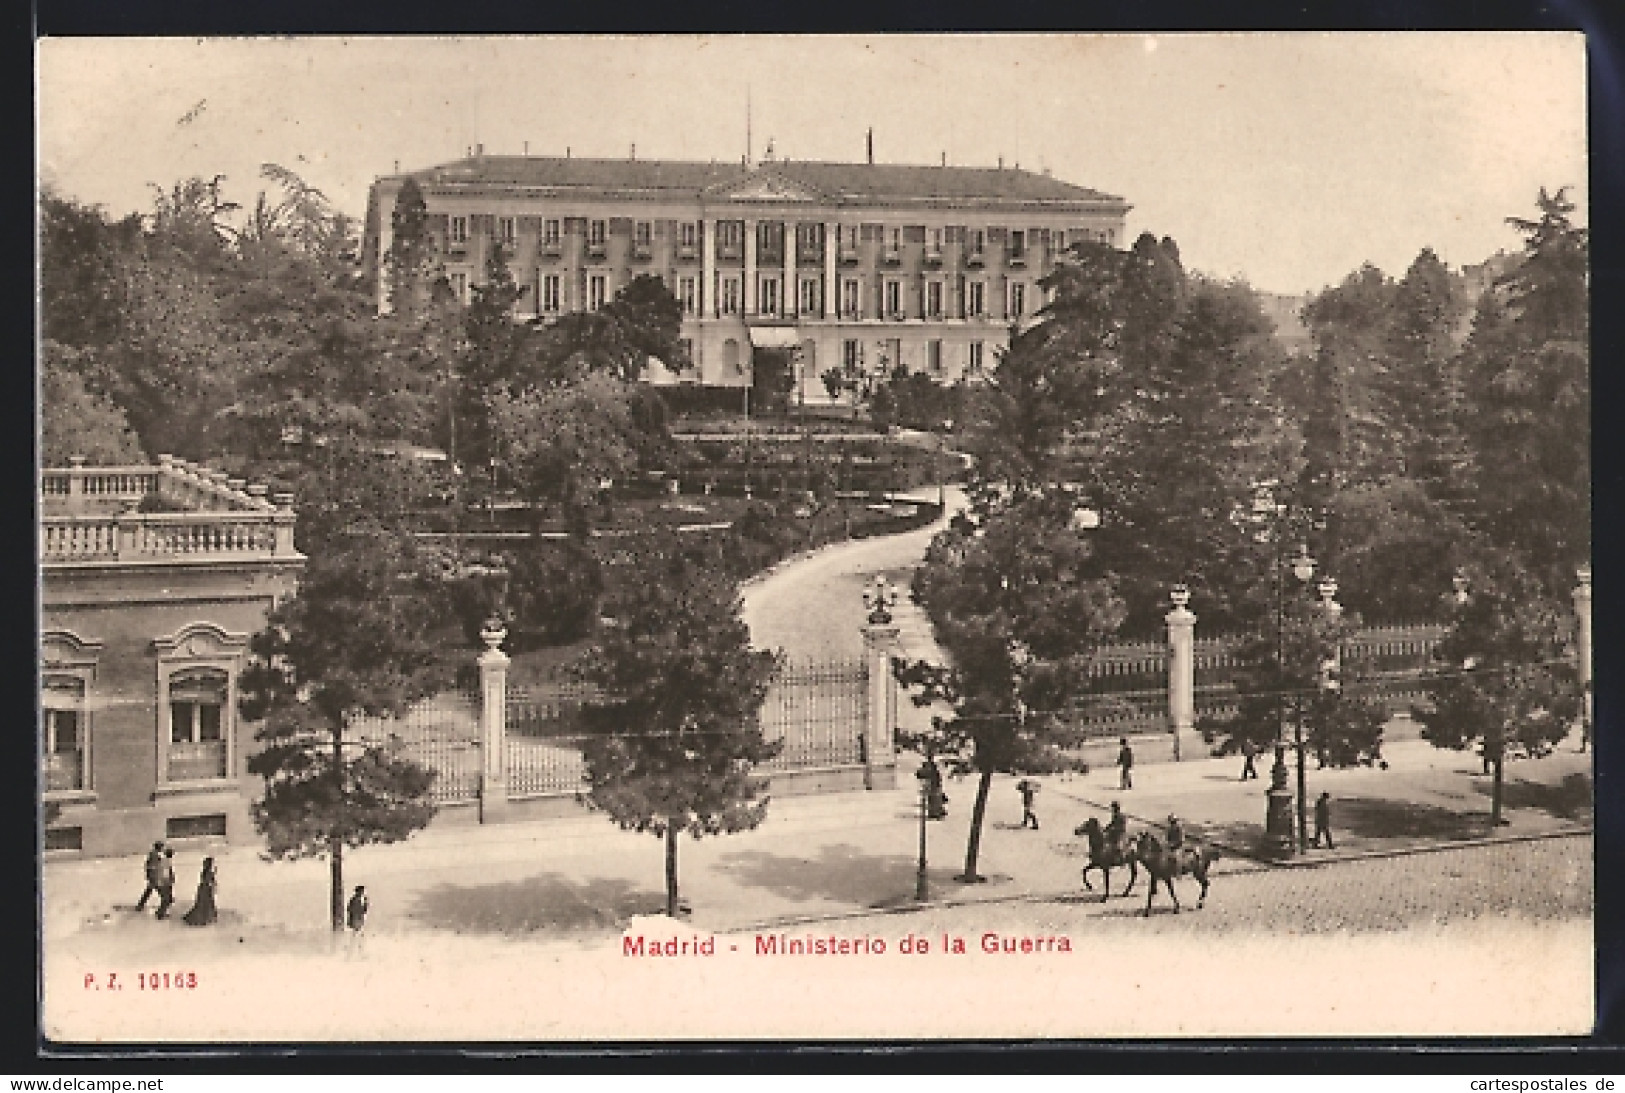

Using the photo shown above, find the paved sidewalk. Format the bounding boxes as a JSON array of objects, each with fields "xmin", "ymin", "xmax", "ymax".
[
  {"xmin": 1049, "ymin": 727, "xmax": 1593, "ymax": 866},
  {"xmin": 44, "ymin": 725, "xmax": 1591, "ymax": 972}
]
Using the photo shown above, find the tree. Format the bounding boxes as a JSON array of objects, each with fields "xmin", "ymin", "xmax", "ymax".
[
  {"xmin": 1458, "ymin": 189, "xmax": 1589, "ymax": 592},
  {"xmin": 386, "ymin": 178, "xmax": 440, "ymax": 317},
  {"xmin": 1204, "ymin": 581, "xmax": 1386, "ymax": 771},
  {"xmin": 749, "ymin": 346, "xmax": 796, "ymax": 416},
  {"xmin": 1415, "ymin": 552, "xmax": 1581, "ymax": 826},
  {"xmin": 491, "ymin": 373, "xmax": 645, "ymax": 522},
  {"xmin": 238, "ymin": 439, "xmax": 453, "ymax": 930},
  {"xmin": 899, "ymin": 489, "xmax": 1125, "ymax": 881},
  {"xmin": 577, "ymin": 540, "xmax": 781, "ymax": 916},
  {"xmin": 41, "ymin": 341, "xmax": 146, "ymax": 465}
]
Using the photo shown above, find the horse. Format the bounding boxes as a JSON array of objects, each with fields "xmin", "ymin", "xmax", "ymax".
[
  {"xmin": 1074, "ymin": 817, "xmax": 1138, "ymax": 900},
  {"xmin": 1132, "ymin": 830, "xmax": 1220, "ymax": 916}
]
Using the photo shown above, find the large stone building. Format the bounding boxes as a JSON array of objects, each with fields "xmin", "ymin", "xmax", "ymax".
[
  {"xmin": 41, "ymin": 457, "xmax": 304, "ymax": 857},
  {"xmin": 362, "ymin": 151, "xmax": 1130, "ymax": 397}
]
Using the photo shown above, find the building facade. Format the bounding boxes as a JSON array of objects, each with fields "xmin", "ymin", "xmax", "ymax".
[
  {"xmin": 41, "ymin": 457, "xmax": 304, "ymax": 857},
  {"xmin": 362, "ymin": 153, "xmax": 1130, "ymax": 398}
]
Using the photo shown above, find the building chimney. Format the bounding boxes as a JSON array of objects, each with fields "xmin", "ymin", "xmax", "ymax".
[
  {"xmin": 866, "ymin": 128, "xmax": 874, "ymax": 165},
  {"xmin": 941, "ymin": 151, "xmax": 947, "ymax": 167},
  {"xmin": 393, "ymin": 159, "xmax": 400, "ymax": 173},
  {"xmin": 476, "ymin": 143, "xmax": 484, "ymax": 157},
  {"xmin": 523, "ymin": 141, "xmax": 529, "ymax": 155},
  {"xmin": 630, "ymin": 143, "xmax": 636, "ymax": 160},
  {"xmin": 566, "ymin": 146, "xmax": 572, "ymax": 159},
  {"xmin": 998, "ymin": 155, "xmax": 1004, "ymax": 170}
]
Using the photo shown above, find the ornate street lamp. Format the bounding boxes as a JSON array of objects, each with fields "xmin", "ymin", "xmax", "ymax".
[
  {"xmin": 913, "ymin": 759, "xmax": 932, "ymax": 901},
  {"xmin": 863, "ymin": 574, "xmax": 898, "ymax": 625}
]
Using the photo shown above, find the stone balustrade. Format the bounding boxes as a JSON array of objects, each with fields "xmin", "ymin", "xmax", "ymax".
[
  {"xmin": 41, "ymin": 454, "xmax": 280, "ymax": 515},
  {"xmin": 41, "ymin": 457, "xmax": 297, "ymax": 564}
]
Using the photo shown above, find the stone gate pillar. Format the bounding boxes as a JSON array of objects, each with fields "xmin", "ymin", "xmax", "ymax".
[
  {"xmin": 1166, "ymin": 585, "xmax": 1196, "ymax": 762},
  {"xmin": 861, "ymin": 575, "xmax": 901, "ymax": 788},
  {"xmin": 478, "ymin": 618, "xmax": 510, "ymax": 823}
]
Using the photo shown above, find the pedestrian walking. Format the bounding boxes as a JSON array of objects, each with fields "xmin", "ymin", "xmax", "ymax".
[
  {"xmin": 182, "ymin": 857, "xmax": 218, "ymax": 926},
  {"xmin": 345, "ymin": 885, "xmax": 369, "ymax": 954},
  {"xmin": 153, "ymin": 848, "xmax": 177, "ymax": 920},
  {"xmin": 1017, "ymin": 778, "xmax": 1040, "ymax": 829},
  {"xmin": 1240, "ymin": 738, "xmax": 1259, "ymax": 781},
  {"xmin": 134, "ymin": 841, "xmax": 165, "ymax": 911},
  {"xmin": 1312, "ymin": 792, "xmax": 1335, "ymax": 849},
  {"xmin": 1117, "ymin": 738, "xmax": 1134, "ymax": 790}
]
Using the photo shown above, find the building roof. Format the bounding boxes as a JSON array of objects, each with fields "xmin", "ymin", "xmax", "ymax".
[{"xmin": 396, "ymin": 155, "xmax": 1125, "ymax": 209}]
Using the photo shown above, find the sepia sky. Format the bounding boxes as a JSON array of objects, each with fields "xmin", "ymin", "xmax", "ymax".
[{"xmin": 37, "ymin": 33, "xmax": 1585, "ymax": 295}]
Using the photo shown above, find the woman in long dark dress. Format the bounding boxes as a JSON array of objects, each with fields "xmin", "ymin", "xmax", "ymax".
[{"xmin": 182, "ymin": 857, "xmax": 218, "ymax": 926}]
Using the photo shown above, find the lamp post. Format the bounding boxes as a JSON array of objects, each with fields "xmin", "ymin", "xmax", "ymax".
[
  {"xmin": 1236, "ymin": 480, "xmax": 1319, "ymax": 855},
  {"xmin": 1574, "ymin": 564, "xmax": 1592, "ymax": 751},
  {"xmin": 913, "ymin": 759, "xmax": 932, "ymax": 901}
]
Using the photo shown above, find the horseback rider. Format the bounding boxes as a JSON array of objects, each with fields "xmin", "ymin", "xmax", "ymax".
[
  {"xmin": 1104, "ymin": 801, "xmax": 1126, "ymax": 853},
  {"xmin": 1166, "ymin": 814, "xmax": 1186, "ymax": 853}
]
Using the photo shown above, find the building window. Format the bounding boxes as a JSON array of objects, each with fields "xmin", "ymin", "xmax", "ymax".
[
  {"xmin": 449, "ymin": 272, "xmax": 468, "ymax": 302},
  {"xmin": 885, "ymin": 280, "xmax": 903, "ymax": 319},
  {"xmin": 679, "ymin": 276, "xmax": 697, "ymax": 316},
  {"xmin": 449, "ymin": 216, "xmax": 469, "ymax": 245},
  {"xmin": 841, "ymin": 279, "xmax": 861, "ymax": 319},
  {"xmin": 43, "ymin": 675, "xmax": 87, "ymax": 793},
  {"xmin": 1010, "ymin": 282, "xmax": 1027, "ymax": 318},
  {"xmin": 930, "ymin": 228, "xmax": 943, "ymax": 254},
  {"xmin": 543, "ymin": 219, "xmax": 561, "ymax": 245},
  {"xmin": 843, "ymin": 339, "xmax": 862, "ymax": 370},
  {"xmin": 719, "ymin": 277, "xmax": 741, "ymax": 316},
  {"xmin": 497, "ymin": 217, "xmax": 516, "ymax": 245},
  {"xmin": 718, "ymin": 221, "xmax": 742, "ymax": 253},
  {"xmin": 843, "ymin": 225, "xmax": 860, "ymax": 252},
  {"xmin": 888, "ymin": 227, "xmax": 902, "ymax": 252},
  {"xmin": 166, "ymin": 669, "xmax": 229, "ymax": 782},
  {"xmin": 759, "ymin": 276, "xmax": 781, "ymax": 317},
  {"xmin": 681, "ymin": 221, "xmax": 698, "ymax": 249},
  {"xmin": 1009, "ymin": 230, "xmax": 1026, "ymax": 259},
  {"xmin": 635, "ymin": 221, "xmax": 652, "ymax": 247},
  {"xmin": 589, "ymin": 220, "xmax": 607, "ymax": 248},
  {"xmin": 589, "ymin": 275, "xmax": 608, "ymax": 311},
  {"xmin": 167, "ymin": 814, "xmax": 227, "ymax": 839},
  {"xmin": 967, "ymin": 281, "xmax": 985, "ymax": 317},
  {"xmin": 928, "ymin": 339, "xmax": 943, "ymax": 374},
  {"xmin": 799, "ymin": 278, "xmax": 821, "ymax": 316},
  {"xmin": 541, "ymin": 274, "xmax": 562, "ymax": 313},
  {"xmin": 926, "ymin": 280, "xmax": 943, "ymax": 319},
  {"xmin": 968, "ymin": 340, "xmax": 984, "ymax": 374},
  {"xmin": 970, "ymin": 229, "xmax": 985, "ymax": 255}
]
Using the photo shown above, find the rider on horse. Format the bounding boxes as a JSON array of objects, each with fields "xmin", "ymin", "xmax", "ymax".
[
  {"xmin": 1166, "ymin": 814, "xmax": 1185, "ymax": 852},
  {"xmin": 1104, "ymin": 801, "xmax": 1126, "ymax": 853}
]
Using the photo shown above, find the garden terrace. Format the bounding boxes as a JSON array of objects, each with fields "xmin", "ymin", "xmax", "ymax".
[{"xmin": 40, "ymin": 455, "xmax": 300, "ymax": 565}]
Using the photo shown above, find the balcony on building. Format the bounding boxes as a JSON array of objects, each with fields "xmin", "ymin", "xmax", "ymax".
[
  {"xmin": 539, "ymin": 239, "xmax": 563, "ymax": 258},
  {"xmin": 41, "ymin": 455, "xmax": 302, "ymax": 568},
  {"xmin": 838, "ymin": 244, "xmax": 861, "ymax": 265},
  {"xmin": 631, "ymin": 243, "xmax": 653, "ymax": 262},
  {"xmin": 676, "ymin": 243, "xmax": 699, "ymax": 261},
  {"xmin": 586, "ymin": 242, "xmax": 608, "ymax": 260},
  {"xmin": 965, "ymin": 249, "xmax": 986, "ymax": 268},
  {"xmin": 923, "ymin": 247, "xmax": 944, "ymax": 268}
]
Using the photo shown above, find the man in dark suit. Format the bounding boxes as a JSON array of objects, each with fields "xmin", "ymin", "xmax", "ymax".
[
  {"xmin": 154, "ymin": 848, "xmax": 177, "ymax": 919},
  {"xmin": 135, "ymin": 841, "xmax": 165, "ymax": 911}
]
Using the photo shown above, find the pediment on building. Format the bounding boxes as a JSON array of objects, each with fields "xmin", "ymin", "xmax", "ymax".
[
  {"xmin": 42, "ymin": 630, "xmax": 104, "ymax": 667},
  {"xmin": 708, "ymin": 169, "xmax": 824, "ymax": 204},
  {"xmin": 152, "ymin": 621, "xmax": 250, "ymax": 660}
]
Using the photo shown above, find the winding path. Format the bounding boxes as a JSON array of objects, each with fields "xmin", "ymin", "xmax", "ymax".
[{"xmin": 740, "ymin": 487, "xmax": 965, "ymax": 665}]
